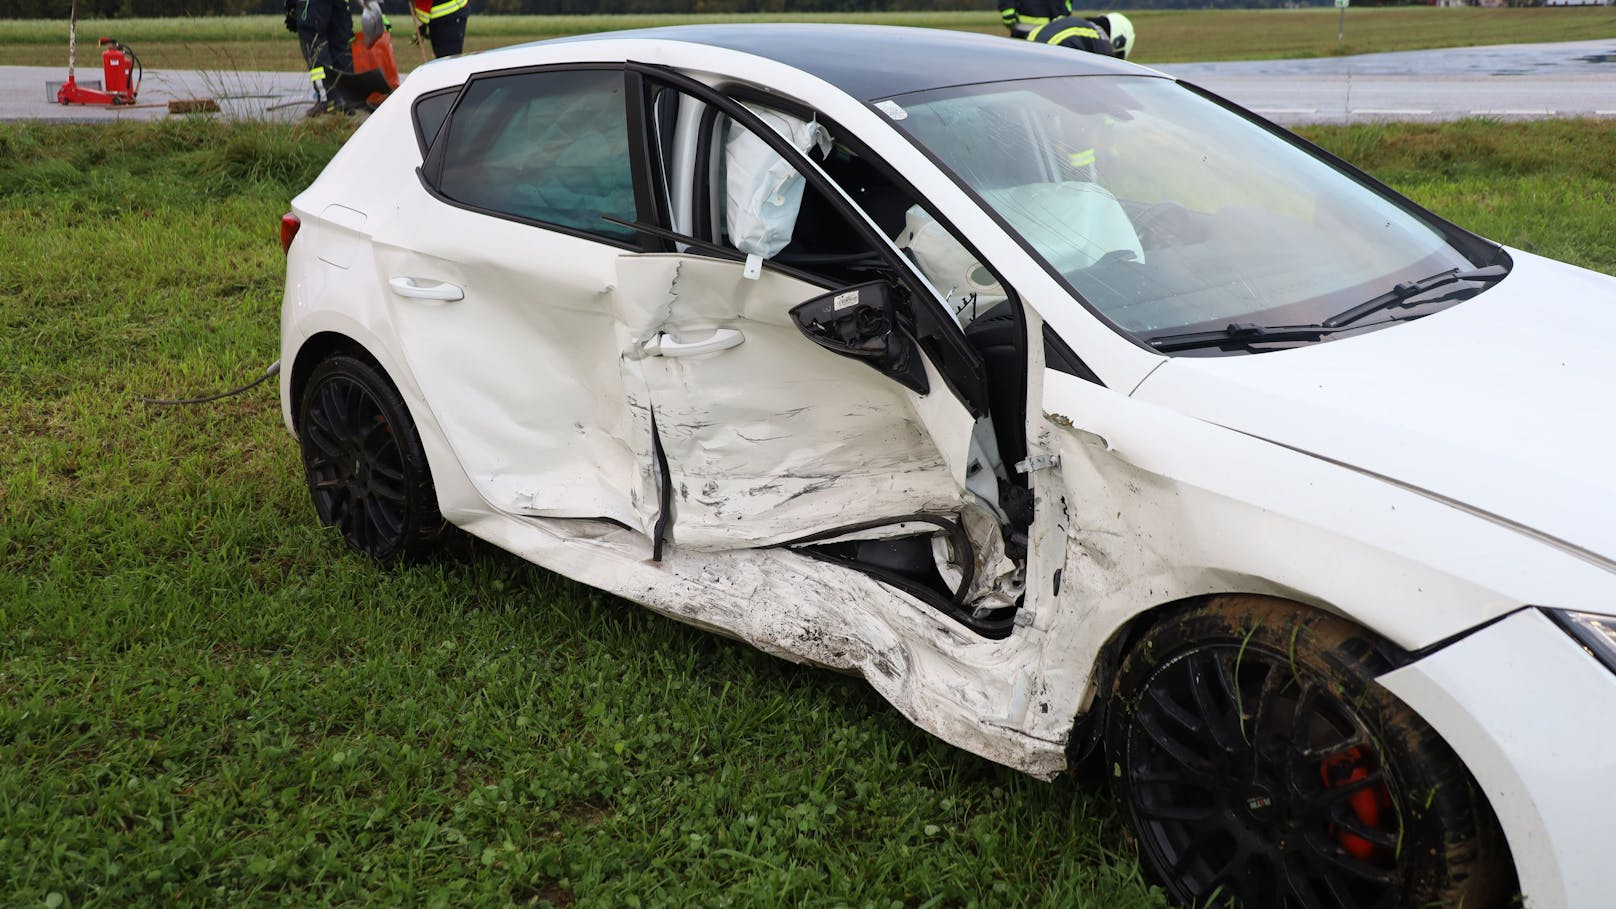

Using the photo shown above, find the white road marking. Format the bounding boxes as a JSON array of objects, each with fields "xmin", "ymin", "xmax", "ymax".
[
  {"xmin": 1351, "ymin": 108, "xmax": 1435, "ymax": 115},
  {"xmin": 1470, "ymin": 109, "xmax": 1554, "ymax": 116},
  {"xmin": 1254, "ymin": 107, "xmax": 1318, "ymax": 114}
]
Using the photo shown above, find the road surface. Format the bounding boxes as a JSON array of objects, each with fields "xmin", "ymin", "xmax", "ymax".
[{"xmin": 1, "ymin": 38, "xmax": 1613, "ymax": 125}]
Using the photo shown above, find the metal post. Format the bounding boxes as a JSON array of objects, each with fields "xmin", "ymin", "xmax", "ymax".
[
  {"xmin": 66, "ymin": 0, "xmax": 78, "ymax": 84},
  {"xmin": 1338, "ymin": 1, "xmax": 1346, "ymax": 44}
]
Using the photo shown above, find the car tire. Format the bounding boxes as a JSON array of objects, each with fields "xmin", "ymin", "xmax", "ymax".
[
  {"xmin": 1104, "ymin": 594, "xmax": 1511, "ymax": 908},
  {"xmin": 298, "ymin": 354, "xmax": 444, "ymax": 563}
]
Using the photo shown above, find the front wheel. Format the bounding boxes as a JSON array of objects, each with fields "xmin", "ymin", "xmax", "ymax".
[
  {"xmin": 1105, "ymin": 595, "xmax": 1511, "ymax": 908},
  {"xmin": 298, "ymin": 354, "xmax": 444, "ymax": 563}
]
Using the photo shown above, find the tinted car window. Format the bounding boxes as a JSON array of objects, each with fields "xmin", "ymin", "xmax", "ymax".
[
  {"xmin": 437, "ymin": 68, "xmax": 636, "ymax": 242},
  {"xmin": 413, "ymin": 89, "xmax": 456, "ymax": 154}
]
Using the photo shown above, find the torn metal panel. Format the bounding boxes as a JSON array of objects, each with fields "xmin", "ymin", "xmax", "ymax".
[
  {"xmin": 613, "ymin": 253, "xmax": 966, "ymax": 551},
  {"xmin": 456, "ymin": 507, "xmax": 1070, "ymax": 779}
]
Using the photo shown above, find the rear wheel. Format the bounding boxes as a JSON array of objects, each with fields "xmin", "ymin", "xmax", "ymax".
[
  {"xmin": 298, "ymin": 355, "xmax": 443, "ymax": 563},
  {"xmin": 1105, "ymin": 595, "xmax": 1510, "ymax": 908}
]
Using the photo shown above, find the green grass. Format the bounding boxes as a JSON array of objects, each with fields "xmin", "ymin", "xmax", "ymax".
[
  {"xmin": 1, "ymin": 6, "xmax": 1614, "ymax": 69},
  {"xmin": 3, "ymin": 116, "xmax": 1615, "ymax": 907}
]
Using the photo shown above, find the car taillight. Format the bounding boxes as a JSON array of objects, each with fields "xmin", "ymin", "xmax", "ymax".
[{"xmin": 280, "ymin": 212, "xmax": 301, "ymax": 256}]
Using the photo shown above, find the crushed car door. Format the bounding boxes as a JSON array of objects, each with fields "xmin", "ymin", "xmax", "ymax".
[
  {"xmin": 373, "ymin": 67, "xmax": 657, "ymax": 529},
  {"xmin": 611, "ymin": 73, "xmax": 1002, "ymax": 557}
]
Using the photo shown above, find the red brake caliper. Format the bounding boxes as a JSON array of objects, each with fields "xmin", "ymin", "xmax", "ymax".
[{"xmin": 1320, "ymin": 747, "xmax": 1393, "ymax": 860}]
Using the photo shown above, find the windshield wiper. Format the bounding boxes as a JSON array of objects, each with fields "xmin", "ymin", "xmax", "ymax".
[
  {"xmin": 1146, "ymin": 322, "xmax": 1342, "ymax": 353},
  {"xmin": 1146, "ymin": 263, "xmax": 1511, "ymax": 353},
  {"xmin": 1322, "ymin": 264, "xmax": 1509, "ymax": 329}
]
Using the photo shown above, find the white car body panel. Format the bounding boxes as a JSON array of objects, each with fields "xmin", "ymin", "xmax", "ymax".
[
  {"xmin": 1381, "ymin": 609, "xmax": 1616, "ymax": 909},
  {"xmin": 1134, "ymin": 249, "xmax": 1616, "ymax": 570},
  {"xmin": 279, "ymin": 30, "xmax": 1616, "ymax": 906},
  {"xmin": 612, "ymin": 253, "xmax": 964, "ymax": 550}
]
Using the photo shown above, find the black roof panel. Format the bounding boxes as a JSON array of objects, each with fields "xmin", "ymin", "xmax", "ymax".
[{"xmin": 551, "ymin": 23, "xmax": 1146, "ymax": 100}]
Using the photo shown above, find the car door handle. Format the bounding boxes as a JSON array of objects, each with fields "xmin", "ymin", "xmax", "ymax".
[
  {"xmin": 643, "ymin": 328, "xmax": 745, "ymax": 358},
  {"xmin": 388, "ymin": 276, "xmax": 464, "ymax": 302}
]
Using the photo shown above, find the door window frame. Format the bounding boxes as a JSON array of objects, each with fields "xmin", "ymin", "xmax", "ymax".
[
  {"xmin": 415, "ymin": 63, "xmax": 670, "ymax": 253},
  {"xmin": 631, "ymin": 63, "xmax": 998, "ymax": 419}
]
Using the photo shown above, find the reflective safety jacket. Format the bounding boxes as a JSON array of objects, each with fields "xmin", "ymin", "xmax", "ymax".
[
  {"xmin": 1026, "ymin": 15, "xmax": 1117, "ymax": 57},
  {"xmin": 412, "ymin": 0, "xmax": 467, "ymax": 25},
  {"xmin": 997, "ymin": 0, "xmax": 1072, "ymax": 30}
]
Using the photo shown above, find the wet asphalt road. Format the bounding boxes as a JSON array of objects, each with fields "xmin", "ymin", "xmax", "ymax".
[
  {"xmin": 2, "ymin": 38, "xmax": 1613, "ymax": 125},
  {"xmin": 1159, "ymin": 38, "xmax": 1616, "ymax": 123}
]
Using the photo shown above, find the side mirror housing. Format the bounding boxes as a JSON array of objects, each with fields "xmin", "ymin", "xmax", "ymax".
[{"xmin": 789, "ymin": 281, "xmax": 929, "ymax": 395}]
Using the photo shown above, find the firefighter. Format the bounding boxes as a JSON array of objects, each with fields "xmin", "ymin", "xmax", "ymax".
[
  {"xmin": 1025, "ymin": 12, "xmax": 1137, "ymax": 61},
  {"xmin": 997, "ymin": 0, "xmax": 1072, "ymax": 40},
  {"xmin": 414, "ymin": 0, "xmax": 469, "ymax": 58},
  {"xmin": 285, "ymin": 0, "xmax": 355, "ymax": 115}
]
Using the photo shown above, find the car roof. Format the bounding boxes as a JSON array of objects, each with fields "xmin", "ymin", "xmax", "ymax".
[{"xmin": 547, "ymin": 23, "xmax": 1145, "ymax": 101}]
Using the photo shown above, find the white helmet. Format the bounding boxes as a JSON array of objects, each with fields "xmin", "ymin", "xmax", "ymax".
[{"xmin": 1095, "ymin": 12, "xmax": 1136, "ymax": 60}]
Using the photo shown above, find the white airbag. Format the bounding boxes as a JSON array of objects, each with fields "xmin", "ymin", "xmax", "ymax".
[
  {"xmin": 981, "ymin": 181, "xmax": 1144, "ymax": 275},
  {"xmin": 724, "ymin": 107, "xmax": 832, "ymax": 264}
]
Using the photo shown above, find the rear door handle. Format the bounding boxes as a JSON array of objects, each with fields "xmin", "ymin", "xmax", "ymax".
[
  {"xmin": 388, "ymin": 276, "xmax": 464, "ymax": 302},
  {"xmin": 642, "ymin": 328, "xmax": 745, "ymax": 358}
]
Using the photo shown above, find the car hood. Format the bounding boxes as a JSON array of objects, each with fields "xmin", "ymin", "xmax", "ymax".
[{"xmin": 1130, "ymin": 250, "xmax": 1616, "ymax": 564}]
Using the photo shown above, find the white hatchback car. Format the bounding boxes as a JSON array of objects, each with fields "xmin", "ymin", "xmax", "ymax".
[{"xmin": 279, "ymin": 24, "xmax": 1616, "ymax": 908}]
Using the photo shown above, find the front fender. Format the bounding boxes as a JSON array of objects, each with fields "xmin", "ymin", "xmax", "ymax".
[{"xmin": 1037, "ymin": 370, "xmax": 1616, "ymax": 653}]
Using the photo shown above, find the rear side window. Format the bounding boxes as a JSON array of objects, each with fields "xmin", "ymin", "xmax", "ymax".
[
  {"xmin": 435, "ymin": 68, "xmax": 636, "ymax": 242},
  {"xmin": 413, "ymin": 89, "xmax": 456, "ymax": 154}
]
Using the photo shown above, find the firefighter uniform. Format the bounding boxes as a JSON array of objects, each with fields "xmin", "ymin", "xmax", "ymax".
[
  {"xmin": 414, "ymin": 0, "xmax": 469, "ymax": 58},
  {"xmin": 1025, "ymin": 16, "xmax": 1118, "ymax": 57},
  {"xmin": 997, "ymin": 0, "xmax": 1072, "ymax": 37},
  {"xmin": 292, "ymin": 0, "xmax": 354, "ymax": 109}
]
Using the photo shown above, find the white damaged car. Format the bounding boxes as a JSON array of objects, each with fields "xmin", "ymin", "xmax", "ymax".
[{"xmin": 278, "ymin": 24, "xmax": 1616, "ymax": 908}]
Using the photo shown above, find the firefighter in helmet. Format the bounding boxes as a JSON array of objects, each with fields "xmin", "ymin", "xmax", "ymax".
[
  {"xmin": 997, "ymin": 0, "xmax": 1074, "ymax": 40},
  {"xmin": 1024, "ymin": 11, "xmax": 1137, "ymax": 60}
]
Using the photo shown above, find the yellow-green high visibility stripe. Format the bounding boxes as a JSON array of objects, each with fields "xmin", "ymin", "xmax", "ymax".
[
  {"xmin": 1067, "ymin": 148, "xmax": 1096, "ymax": 167},
  {"xmin": 1045, "ymin": 25, "xmax": 1100, "ymax": 45},
  {"xmin": 414, "ymin": 0, "xmax": 466, "ymax": 23},
  {"xmin": 1000, "ymin": 7, "xmax": 1017, "ymax": 23},
  {"xmin": 1019, "ymin": 14, "xmax": 1052, "ymax": 26},
  {"xmin": 309, "ymin": 66, "xmax": 325, "ymax": 82}
]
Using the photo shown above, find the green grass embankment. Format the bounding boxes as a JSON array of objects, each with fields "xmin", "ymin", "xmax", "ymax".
[{"xmin": 1, "ymin": 117, "xmax": 1613, "ymax": 906}]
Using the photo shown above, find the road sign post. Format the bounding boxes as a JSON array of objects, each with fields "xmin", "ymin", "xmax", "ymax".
[{"xmin": 1337, "ymin": 0, "xmax": 1349, "ymax": 44}]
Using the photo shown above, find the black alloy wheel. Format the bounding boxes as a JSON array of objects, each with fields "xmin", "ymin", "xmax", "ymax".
[
  {"xmin": 298, "ymin": 355, "xmax": 443, "ymax": 563},
  {"xmin": 1106, "ymin": 595, "xmax": 1512, "ymax": 909}
]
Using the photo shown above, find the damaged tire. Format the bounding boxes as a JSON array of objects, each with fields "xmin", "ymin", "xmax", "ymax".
[
  {"xmin": 298, "ymin": 355, "xmax": 444, "ymax": 563},
  {"xmin": 1105, "ymin": 595, "xmax": 1511, "ymax": 908}
]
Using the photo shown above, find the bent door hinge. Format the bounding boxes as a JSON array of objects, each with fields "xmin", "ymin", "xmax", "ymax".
[{"xmin": 1014, "ymin": 453, "xmax": 1061, "ymax": 475}]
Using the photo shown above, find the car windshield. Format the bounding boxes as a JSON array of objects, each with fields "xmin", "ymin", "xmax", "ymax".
[{"xmin": 882, "ymin": 76, "xmax": 1490, "ymax": 346}]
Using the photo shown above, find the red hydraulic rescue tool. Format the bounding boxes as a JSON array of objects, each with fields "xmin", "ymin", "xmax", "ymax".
[{"xmin": 55, "ymin": 0, "xmax": 140, "ymax": 106}]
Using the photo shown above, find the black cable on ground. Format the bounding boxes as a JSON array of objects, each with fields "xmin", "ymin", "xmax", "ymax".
[{"xmin": 140, "ymin": 360, "xmax": 280, "ymax": 406}]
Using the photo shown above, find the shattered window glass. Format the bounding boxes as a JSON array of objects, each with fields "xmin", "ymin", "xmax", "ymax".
[{"xmin": 438, "ymin": 69, "xmax": 637, "ymax": 242}]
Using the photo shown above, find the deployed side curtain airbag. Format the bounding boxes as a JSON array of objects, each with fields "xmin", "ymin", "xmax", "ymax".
[{"xmin": 724, "ymin": 106, "xmax": 832, "ymax": 276}]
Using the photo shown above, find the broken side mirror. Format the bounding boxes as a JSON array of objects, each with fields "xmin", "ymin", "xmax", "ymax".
[{"xmin": 789, "ymin": 281, "xmax": 930, "ymax": 395}]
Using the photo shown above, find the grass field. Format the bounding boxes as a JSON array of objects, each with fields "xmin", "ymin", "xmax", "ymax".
[
  {"xmin": 3, "ymin": 117, "xmax": 1615, "ymax": 906},
  {"xmin": 1, "ymin": 6, "xmax": 1614, "ymax": 70}
]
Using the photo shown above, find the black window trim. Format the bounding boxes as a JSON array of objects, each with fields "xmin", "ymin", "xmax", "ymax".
[
  {"xmin": 415, "ymin": 62, "xmax": 653, "ymax": 253},
  {"xmin": 410, "ymin": 86, "xmax": 461, "ymax": 158}
]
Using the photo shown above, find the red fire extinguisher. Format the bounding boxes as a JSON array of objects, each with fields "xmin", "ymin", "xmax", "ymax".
[{"xmin": 100, "ymin": 38, "xmax": 135, "ymax": 97}]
